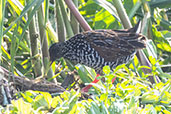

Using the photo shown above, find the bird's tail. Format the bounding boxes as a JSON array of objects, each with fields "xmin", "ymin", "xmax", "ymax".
[
  {"xmin": 128, "ymin": 35, "xmax": 146, "ymax": 49},
  {"xmin": 128, "ymin": 20, "xmax": 142, "ymax": 34}
]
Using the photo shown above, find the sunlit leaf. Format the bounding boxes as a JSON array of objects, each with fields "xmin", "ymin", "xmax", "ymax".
[
  {"xmin": 93, "ymin": 0, "xmax": 120, "ymax": 21},
  {"xmin": 103, "ymin": 66, "xmax": 111, "ymax": 74}
]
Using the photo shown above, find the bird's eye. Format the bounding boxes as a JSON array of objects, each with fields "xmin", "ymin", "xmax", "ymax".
[{"xmin": 139, "ymin": 36, "xmax": 146, "ymax": 41}]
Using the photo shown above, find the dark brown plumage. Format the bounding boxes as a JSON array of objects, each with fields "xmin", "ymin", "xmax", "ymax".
[{"xmin": 49, "ymin": 22, "xmax": 146, "ymax": 73}]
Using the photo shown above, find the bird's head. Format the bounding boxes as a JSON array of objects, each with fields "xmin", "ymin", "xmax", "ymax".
[{"xmin": 49, "ymin": 42, "xmax": 65, "ymax": 63}]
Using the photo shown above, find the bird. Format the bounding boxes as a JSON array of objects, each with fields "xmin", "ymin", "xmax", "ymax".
[{"xmin": 49, "ymin": 21, "xmax": 146, "ymax": 92}]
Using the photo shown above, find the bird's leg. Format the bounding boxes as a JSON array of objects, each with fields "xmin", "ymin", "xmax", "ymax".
[
  {"xmin": 81, "ymin": 74, "xmax": 100, "ymax": 92},
  {"xmin": 81, "ymin": 74, "xmax": 117, "ymax": 92},
  {"xmin": 112, "ymin": 77, "xmax": 117, "ymax": 83}
]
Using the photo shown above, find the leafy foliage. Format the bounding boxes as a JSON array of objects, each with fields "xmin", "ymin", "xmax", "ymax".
[{"xmin": 1, "ymin": 64, "xmax": 171, "ymax": 113}]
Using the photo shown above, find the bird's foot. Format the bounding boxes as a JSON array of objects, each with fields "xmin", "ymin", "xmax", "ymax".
[{"xmin": 81, "ymin": 74, "xmax": 117, "ymax": 92}]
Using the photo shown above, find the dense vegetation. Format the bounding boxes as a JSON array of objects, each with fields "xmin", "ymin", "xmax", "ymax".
[{"xmin": 0, "ymin": 0, "xmax": 171, "ymax": 113}]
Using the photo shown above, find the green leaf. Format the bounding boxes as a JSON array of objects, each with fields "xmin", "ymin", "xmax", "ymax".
[
  {"xmin": 158, "ymin": 73, "xmax": 171, "ymax": 79},
  {"xmin": 0, "ymin": 0, "xmax": 6, "ymax": 55},
  {"xmin": 128, "ymin": 96, "xmax": 136, "ymax": 109},
  {"xmin": 3, "ymin": 0, "xmax": 42, "ymax": 35},
  {"xmin": 89, "ymin": 101, "xmax": 101, "ymax": 114},
  {"xmin": 128, "ymin": 1, "xmax": 142, "ymax": 19},
  {"xmin": 79, "ymin": 1, "xmax": 101, "ymax": 16},
  {"xmin": 76, "ymin": 64, "xmax": 96, "ymax": 83},
  {"xmin": 93, "ymin": 0, "xmax": 120, "ymax": 21},
  {"xmin": 33, "ymin": 94, "xmax": 49, "ymax": 110},
  {"xmin": 103, "ymin": 66, "xmax": 111, "ymax": 74},
  {"xmin": 21, "ymin": 92, "xmax": 34, "ymax": 103},
  {"xmin": 149, "ymin": 0, "xmax": 171, "ymax": 8},
  {"xmin": 11, "ymin": 98, "xmax": 33, "ymax": 114},
  {"xmin": 113, "ymin": 64, "xmax": 125, "ymax": 74}
]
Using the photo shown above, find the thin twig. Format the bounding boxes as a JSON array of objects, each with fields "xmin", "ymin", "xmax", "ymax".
[{"xmin": 64, "ymin": 0, "xmax": 92, "ymax": 31}]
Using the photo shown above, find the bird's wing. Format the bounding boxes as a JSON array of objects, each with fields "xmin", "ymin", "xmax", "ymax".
[{"xmin": 84, "ymin": 30, "xmax": 144, "ymax": 62}]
